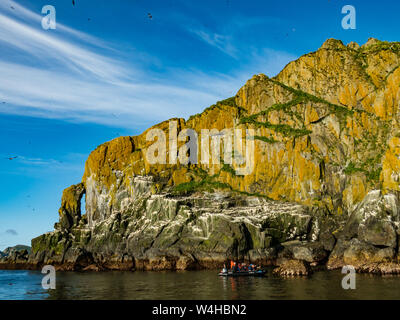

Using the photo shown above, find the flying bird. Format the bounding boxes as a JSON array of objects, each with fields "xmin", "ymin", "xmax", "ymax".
[{"xmin": 10, "ymin": 6, "xmax": 14, "ymax": 10}]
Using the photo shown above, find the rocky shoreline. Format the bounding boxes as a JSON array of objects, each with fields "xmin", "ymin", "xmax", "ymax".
[{"xmin": 2, "ymin": 189, "xmax": 400, "ymax": 276}]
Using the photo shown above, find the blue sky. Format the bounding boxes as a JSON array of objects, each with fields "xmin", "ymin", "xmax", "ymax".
[{"xmin": 1, "ymin": 0, "xmax": 399, "ymax": 250}]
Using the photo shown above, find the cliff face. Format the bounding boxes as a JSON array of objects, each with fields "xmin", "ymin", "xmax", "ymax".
[
  {"xmin": 4, "ymin": 38, "xmax": 400, "ymax": 274},
  {"xmin": 80, "ymin": 38, "xmax": 400, "ymax": 216}
]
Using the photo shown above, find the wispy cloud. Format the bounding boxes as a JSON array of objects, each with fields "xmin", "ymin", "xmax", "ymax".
[
  {"xmin": 0, "ymin": 1, "xmax": 297, "ymax": 128},
  {"xmin": 0, "ymin": 9, "xmax": 126, "ymax": 82},
  {"xmin": 17, "ymin": 156, "xmax": 62, "ymax": 166},
  {"xmin": 189, "ymin": 28, "xmax": 238, "ymax": 58},
  {"xmin": 0, "ymin": 0, "xmax": 111, "ymax": 49},
  {"xmin": 0, "ymin": 2, "xmax": 231, "ymax": 126}
]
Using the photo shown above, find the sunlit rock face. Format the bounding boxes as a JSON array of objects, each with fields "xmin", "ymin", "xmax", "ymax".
[
  {"xmin": 4, "ymin": 38, "xmax": 400, "ymax": 273},
  {"xmin": 81, "ymin": 38, "xmax": 400, "ymax": 219}
]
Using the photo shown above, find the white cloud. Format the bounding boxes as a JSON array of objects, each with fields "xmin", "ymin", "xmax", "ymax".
[
  {"xmin": 0, "ymin": 12, "xmax": 128, "ymax": 82},
  {"xmin": 189, "ymin": 28, "xmax": 238, "ymax": 58},
  {"xmin": 17, "ymin": 156, "xmax": 62, "ymax": 166},
  {"xmin": 0, "ymin": 6, "xmax": 221, "ymax": 126},
  {"xmin": 0, "ymin": 0, "xmax": 111, "ymax": 49},
  {"xmin": 0, "ymin": 60, "xmax": 222, "ymax": 126},
  {"xmin": 0, "ymin": 1, "xmax": 297, "ymax": 128}
]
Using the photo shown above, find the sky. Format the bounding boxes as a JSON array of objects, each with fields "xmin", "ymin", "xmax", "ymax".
[{"xmin": 1, "ymin": 0, "xmax": 400, "ymax": 250}]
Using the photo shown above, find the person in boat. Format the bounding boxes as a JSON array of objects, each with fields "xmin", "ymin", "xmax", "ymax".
[
  {"xmin": 234, "ymin": 261, "xmax": 238, "ymax": 272},
  {"xmin": 221, "ymin": 264, "xmax": 227, "ymax": 273}
]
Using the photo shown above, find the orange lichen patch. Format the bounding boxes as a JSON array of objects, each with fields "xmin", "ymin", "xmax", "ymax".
[
  {"xmin": 365, "ymin": 50, "xmax": 400, "ymax": 87},
  {"xmin": 187, "ymin": 105, "xmax": 238, "ymax": 130},
  {"xmin": 60, "ymin": 183, "xmax": 85, "ymax": 216},
  {"xmin": 170, "ymin": 167, "xmax": 191, "ymax": 186},
  {"xmin": 82, "ymin": 136, "xmax": 135, "ymax": 189},
  {"xmin": 373, "ymin": 96, "xmax": 387, "ymax": 119},
  {"xmin": 342, "ymin": 175, "xmax": 367, "ymax": 210},
  {"xmin": 383, "ymin": 68, "xmax": 400, "ymax": 118},
  {"xmin": 304, "ymin": 105, "xmax": 320, "ymax": 125},
  {"xmin": 295, "ymin": 156, "xmax": 321, "ymax": 195},
  {"xmin": 382, "ymin": 137, "xmax": 400, "ymax": 192},
  {"xmin": 339, "ymin": 85, "xmax": 358, "ymax": 108}
]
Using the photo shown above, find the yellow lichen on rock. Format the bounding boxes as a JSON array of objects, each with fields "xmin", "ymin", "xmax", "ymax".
[{"xmin": 382, "ymin": 137, "xmax": 400, "ymax": 192}]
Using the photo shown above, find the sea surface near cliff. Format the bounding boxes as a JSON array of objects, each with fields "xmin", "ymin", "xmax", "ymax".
[{"xmin": 2, "ymin": 270, "xmax": 400, "ymax": 300}]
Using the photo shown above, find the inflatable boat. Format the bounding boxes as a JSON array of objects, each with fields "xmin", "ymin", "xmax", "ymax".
[{"xmin": 218, "ymin": 270, "xmax": 266, "ymax": 277}]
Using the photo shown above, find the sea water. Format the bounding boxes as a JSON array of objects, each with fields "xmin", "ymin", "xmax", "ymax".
[{"xmin": 1, "ymin": 269, "xmax": 400, "ymax": 300}]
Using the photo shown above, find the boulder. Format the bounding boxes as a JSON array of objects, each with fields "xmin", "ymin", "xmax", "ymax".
[
  {"xmin": 279, "ymin": 241, "xmax": 327, "ymax": 264},
  {"xmin": 358, "ymin": 217, "xmax": 397, "ymax": 248},
  {"xmin": 273, "ymin": 259, "xmax": 310, "ymax": 276},
  {"xmin": 328, "ymin": 191, "xmax": 400, "ymax": 269}
]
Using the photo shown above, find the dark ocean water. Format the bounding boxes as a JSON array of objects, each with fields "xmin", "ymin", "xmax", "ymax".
[{"xmin": 1, "ymin": 269, "xmax": 400, "ymax": 300}]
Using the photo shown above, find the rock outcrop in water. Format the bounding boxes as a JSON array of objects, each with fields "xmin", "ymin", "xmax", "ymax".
[
  {"xmin": 0, "ymin": 246, "xmax": 31, "ymax": 269},
  {"xmin": 2, "ymin": 38, "xmax": 400, "ymax": 275}
]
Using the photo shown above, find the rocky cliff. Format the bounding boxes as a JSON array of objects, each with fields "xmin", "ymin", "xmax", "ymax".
[{"xmin": 3, "ymin": 38, "xmax": 400, "ymax": 275}]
